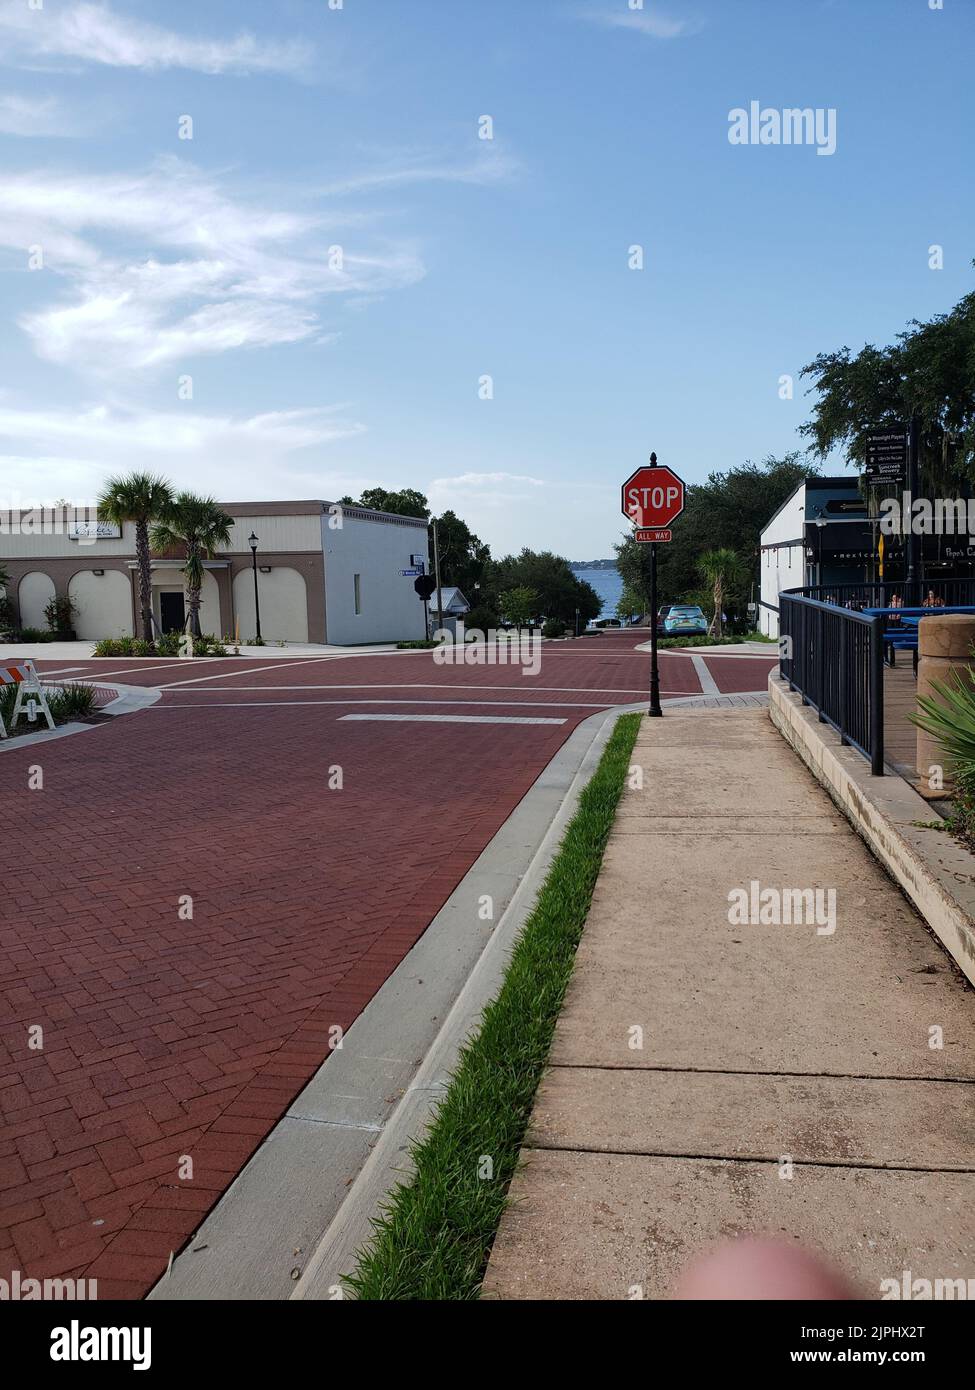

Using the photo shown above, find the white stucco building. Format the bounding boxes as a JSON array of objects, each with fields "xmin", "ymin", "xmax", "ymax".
[
  {"xmin": 759, "ymin": 477, "xmax": 869, "ymax": 637},
  {"xmin": 0, "ymin": 500, "xmax": 430, "ymax": 646}
]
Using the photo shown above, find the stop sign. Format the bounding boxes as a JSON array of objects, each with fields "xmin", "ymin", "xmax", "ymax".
[{"xmin": 621, "ymin": 463, "xmax": 685, "ymax": 529}]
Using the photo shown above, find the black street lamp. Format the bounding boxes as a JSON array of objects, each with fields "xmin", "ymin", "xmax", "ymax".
[{"xmin": 248, "ymin": 532, "xmax": 263, "ymax": 643}]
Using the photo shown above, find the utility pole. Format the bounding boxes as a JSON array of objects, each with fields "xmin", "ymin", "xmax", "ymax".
[{"xmin": 432, "ymin": 518, "xmax": 445, "ymax": 634}]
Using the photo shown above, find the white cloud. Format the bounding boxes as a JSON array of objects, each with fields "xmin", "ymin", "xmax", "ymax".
[
  {"xmin": 0, "ymin": 404, "xmax": 365, "ymax": 503},
  {"xmin": 320, "ymin": 146, "xmax": 519, "ymax": 196},
  {"xmin": 431, "ymin": 471, "xmax": 545, "ymax": 490},
  {"xmin": 0, "ymin": 159, "xmax": 425, "ymax": 371},
  {"xmin": 0, "ymin": 92, "xmax": 77, "ymax": 136},
  {"xmin": 428, "ymin": 471, "xmax": 547, "ymax": 509},
  {"xmin": 0, "ymin": 1, "xmax": 311, "ymax": 75},
  {"xmin": 578, "ymin": 5, "xmax": 702, "ymax": 40}
]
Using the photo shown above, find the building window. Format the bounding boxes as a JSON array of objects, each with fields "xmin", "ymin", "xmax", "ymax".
[{"xmin": 353, "ymin": 573, "xmax": 361, "ymax": 615}]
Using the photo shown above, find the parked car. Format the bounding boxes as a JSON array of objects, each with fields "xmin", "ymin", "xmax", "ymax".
[
  {"xmin": 586, "ymin": 616, "xmax": 623, "ymax": 631},
  {"xmin": 663, "ymin": 604, "xmax": 709, "ymax": 637},
  {"xmin": 656, "ymin": 605, "xmax": 672, "ymax": 635}
]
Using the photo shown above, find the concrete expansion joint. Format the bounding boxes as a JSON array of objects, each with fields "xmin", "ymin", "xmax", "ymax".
[{"xmin": 525, "ymin": 1142, "xmax": 975, "ymax": 1176}]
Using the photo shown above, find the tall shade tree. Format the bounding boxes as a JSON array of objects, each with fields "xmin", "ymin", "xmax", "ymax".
[
  {"xmin": 498, "ymin": 586, "xmax": 539, "ymax": 628},
  {"xmin": 698, "ymin": 548, "xmax": 745, "ymax": 639},
  {"xmin": 800, "ymin": 277, "xmax": 975, "ymax": 491},
  {"xmin": 150, "ymin": 494, "xmax": 234, "ymax": 638},
  {"xmin": 487, "ymin": 549, "xmax": 600, "ymax": 626},
  {"xmin": 98, "ymin": 473, "xmax": 174, "ymax": 644}
]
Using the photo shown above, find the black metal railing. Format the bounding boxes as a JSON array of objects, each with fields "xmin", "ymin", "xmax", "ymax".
[
  {"xmin": 779, "ymin": 593, "xmax": 885, "ymax": 775},
  {"xmin": 791, "ymin": 577, "xmax": 975, "ymax": 610}
]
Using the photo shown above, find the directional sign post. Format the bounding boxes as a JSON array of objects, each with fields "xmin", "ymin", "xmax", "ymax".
[
  {"xmin": 863, "ymin": 418, "xmax": 920, "ymax": 593},
  {"xmin": 621, "ymin": 454, "xmax": 686, "ymax": 718},
  {"xmin": 864, "ymin": 425, "xmax": 909, "ymax": 486}
]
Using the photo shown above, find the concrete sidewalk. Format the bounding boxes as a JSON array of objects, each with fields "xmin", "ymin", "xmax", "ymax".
[{"xmin": 483, "ymin": 708, "xmax": 975, "ymax": 1300}]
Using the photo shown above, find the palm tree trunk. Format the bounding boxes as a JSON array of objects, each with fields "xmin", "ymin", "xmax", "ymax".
[
  {"xmin": 135, "ymin": 522, "xmax": 154, "ymax": 644},
  {"xmin": 187, "ymin": 586, "xmax": 202, "ymax": 638},
  {"xmin": 184, "ymin": 543, "xmax": 203, "ymax": 637}
]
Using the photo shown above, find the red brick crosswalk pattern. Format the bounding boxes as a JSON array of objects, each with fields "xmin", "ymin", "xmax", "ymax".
[{"xmin": 0, "ymin": 695, "xmax": 577, "ymax": 1297}]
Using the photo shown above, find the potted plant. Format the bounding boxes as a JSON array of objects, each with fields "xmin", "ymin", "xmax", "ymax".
[{"xmin": 43, "ymin": 594, "xmax": 79, "ymax": 641}]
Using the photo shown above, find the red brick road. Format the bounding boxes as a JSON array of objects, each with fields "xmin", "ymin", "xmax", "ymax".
[{"xmin": 1, "ymin": 636, "xmax": 773, "ymax": 1296}]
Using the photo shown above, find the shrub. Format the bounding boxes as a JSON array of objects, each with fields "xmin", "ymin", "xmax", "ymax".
[
  {"xmin": 154, "ymin": 632, "xmax": 181, "ymax": 656},
  {"xmin": 167, "ymin": 631, "xmax": 227, "ymax": 657},
  {"xmin": 0, "ymin": 679, "xmax": 96, "ymax": 728},
  {"xmin": 43, "ymin": 595, "xmax": 78, "ymax": 634},
  {"xmin": 48, "ymin": 681, "xmax": 98, "ymax": 720},
  {"xmin": 465, "ymin": 604, "xmax": 500, "ymax": 634},
  {"xmin": 911, "ymin": 668, "xmax": 975, "ymax": 845},
  {"xmin": 658, "ymin": 634, "xmax": 740, "ymax": 649},
  {"xmin": 911, "ymin": 668, "xmax": 975, "ymax": 767},
  {"xmin": 542, "ymin": 620, "xmax": 566, "ymax": 639},
  {"xmin": 12, "ymin": 627, "xmax": 55, "ymax": 643},
  {"xmin": 397, "ymin": 639, "xmax": 437, "ymax": 649},
  {"xmin": 93, "ymin": 636, "xmax": 135, "ymax": 657},
  {"xmin": 93, "ymin": 632, "xmax": 226, "ymax": 658}
]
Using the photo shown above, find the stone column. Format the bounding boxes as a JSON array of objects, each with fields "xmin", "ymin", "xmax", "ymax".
[{"xmin": 916, "ymin": 613, "xmax": 975, "ymax": 797}]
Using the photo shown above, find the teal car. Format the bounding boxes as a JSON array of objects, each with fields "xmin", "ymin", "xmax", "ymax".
[{"xmin": 664, "ymin": 604, "xmax": 708, "ymax": 636}]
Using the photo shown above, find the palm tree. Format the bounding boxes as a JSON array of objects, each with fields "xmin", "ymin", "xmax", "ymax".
[
  {"xmin": 150, "ymin": 494, "xmax": 234, "ymax": 638},
  {"xmin": 698, "ymin": 548, "xmax": 745, "ymax": 639},
  {"xmin": 98, "ymin": 473, "xmax": 174, "ymax": 645}
]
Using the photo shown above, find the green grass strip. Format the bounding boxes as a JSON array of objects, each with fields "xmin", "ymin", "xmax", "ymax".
[{"xmin": 344, "ymin": 711, "xmax": 643, "ymax": 1300}]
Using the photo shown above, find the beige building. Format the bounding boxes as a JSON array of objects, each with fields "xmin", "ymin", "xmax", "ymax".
[{"xmin": 0, "ymin": 500, "xmax": 430, "ymax": 646}]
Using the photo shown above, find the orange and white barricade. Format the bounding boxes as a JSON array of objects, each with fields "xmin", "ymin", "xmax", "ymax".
[{"xmin": 0, "ymin": 660, "xmax": 56, "ymax": 738}]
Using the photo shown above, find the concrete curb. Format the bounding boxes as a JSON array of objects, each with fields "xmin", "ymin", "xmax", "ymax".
[
  {"xmin": 0, "ymin": 681, "xmax": 159, "ymax": 753},
  {"xmin": 289, "ymin": 704, "xmax": 626, "ymax": 1301},
  {"xmin": 768, "ymin": 673, "xmax": 975, "ymax": 988}
]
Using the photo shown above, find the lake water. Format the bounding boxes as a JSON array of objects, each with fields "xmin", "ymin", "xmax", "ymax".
[{"xmin": 571, "ymin": 565, "xmax": 624, "ymax": 619}]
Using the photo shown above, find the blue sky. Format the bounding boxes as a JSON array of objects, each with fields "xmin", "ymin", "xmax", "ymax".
[{"xmin": 0, "ymin": 0, "xmax": 971, "ymax": 558}]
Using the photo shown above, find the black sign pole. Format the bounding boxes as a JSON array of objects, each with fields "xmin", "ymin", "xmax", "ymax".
[
  {"xmin": 648, "ymin": 540, "xmax": 662, "ymax": 717},
  {"xmin": 907, "ymin": 414, "xmax": 921, "ymax": 604}
]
